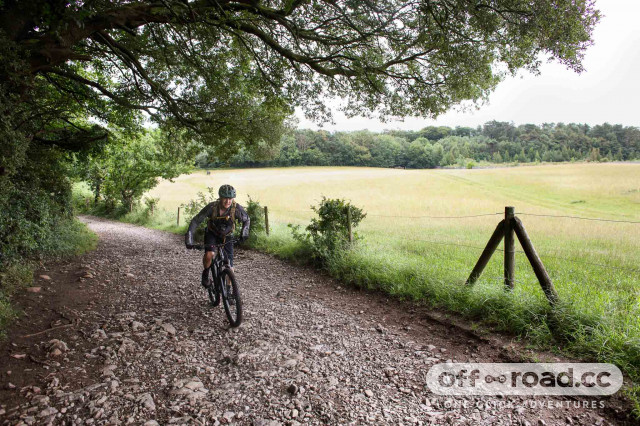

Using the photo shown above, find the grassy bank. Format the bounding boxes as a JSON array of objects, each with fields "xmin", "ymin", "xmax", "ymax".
[{"xmin": 0, "ymin": 218, "xmax": 97, "ymax": 334}]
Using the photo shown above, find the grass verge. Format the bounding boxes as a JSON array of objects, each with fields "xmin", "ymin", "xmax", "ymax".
[{"xmin": 0, "ymin": 218, "xmax": 97, "ymax": 336}]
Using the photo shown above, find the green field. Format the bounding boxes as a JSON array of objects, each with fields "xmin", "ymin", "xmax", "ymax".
[{"xmin": 149, "ymin": 163, "xmax": 640, "ymax": 377}]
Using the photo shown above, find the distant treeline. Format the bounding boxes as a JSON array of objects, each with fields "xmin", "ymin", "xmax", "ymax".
[{"xmin": 196, "ymin": 121, "xmax": 640, "ymax": 169}]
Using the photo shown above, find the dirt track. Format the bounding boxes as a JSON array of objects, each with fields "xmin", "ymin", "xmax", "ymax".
[{"xmin": 0, "ymin": 216, "xmax": 630, "ymax": 425}]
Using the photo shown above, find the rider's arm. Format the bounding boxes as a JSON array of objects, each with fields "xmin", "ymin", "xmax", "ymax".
[
  {"xmin": 235, "ymin": 204, "xmax": 251, "ymax": 241},
  {"xmin": 185, "ymin": 202, "xmax": 215, "ymax": 246}
]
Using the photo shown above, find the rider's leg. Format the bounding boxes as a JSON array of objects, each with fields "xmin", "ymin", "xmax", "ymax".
[
  {"xmin": 203, "ymin": 251, "xmax": 214, "ymax": 269},
  {"xmin": 201, "ymin": 250, "xmax": 214, "ymax": 287},
  {"xmin": 223, "ymin": 240, "xmax": 234, "ymax": 273},
  {"xmin": 201, "ymin": 229, "xmax": 216, "ymax": 286}
]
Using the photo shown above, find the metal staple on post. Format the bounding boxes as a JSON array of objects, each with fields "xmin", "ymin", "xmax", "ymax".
[
  {"xmin": 264, "ymin": 206, "xmax": 270, "ymax": 236},
  {"xmin": 504, "ymin": 206, "xmax": 515, "ymax": 290}
]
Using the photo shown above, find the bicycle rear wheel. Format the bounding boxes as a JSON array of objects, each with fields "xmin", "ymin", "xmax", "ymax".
[{"xmin": 221, "ymin": 269, "xmax": 242, "ymax": 327}]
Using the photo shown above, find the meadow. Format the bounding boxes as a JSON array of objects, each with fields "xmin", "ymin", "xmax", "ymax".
[{"xmin": 147, "ymin": 163, "xmax": 640, "ymax": 377}]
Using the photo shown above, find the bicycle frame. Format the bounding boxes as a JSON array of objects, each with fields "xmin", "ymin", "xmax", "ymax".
[
  {"xmin": 192, "ymin": 238, "xmax": 242, "ymax": 327},
  {"xmin": 199, "ymin": 239, "xmax": 236, "ymax": 277}
]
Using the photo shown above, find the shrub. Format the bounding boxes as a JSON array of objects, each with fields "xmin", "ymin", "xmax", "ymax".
[
  {"xmin": 143, "ymin": 197, "xmax": 160, "ymax": 216},
  {"xmin": 181, "ymin": 187, "xmax": 217, "ymax": 222},
  {"xmin": 290, "ymin": 197, "xmax": 366, "ymax": 263},
  {"xmin": 245, "ymin": 196, "xmax": 265, "ymax": 240}
]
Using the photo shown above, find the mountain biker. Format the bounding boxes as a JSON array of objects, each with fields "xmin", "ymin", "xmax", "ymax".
[{"xmin": 185, "ymin": 184, "xmax": 250, "ymax": 287}]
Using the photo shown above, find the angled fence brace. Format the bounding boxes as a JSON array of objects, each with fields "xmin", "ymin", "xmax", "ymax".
[
  {"xmin": 513, "ymin": 217, "xmax": 559, "ymax": 305},
  {"xmin": 466, "ymin": 219, "xmax": 506, "ymax": 286},
  {"xmin": 465, "ymin": 206, "xmax": 559, "ymax": 307}
]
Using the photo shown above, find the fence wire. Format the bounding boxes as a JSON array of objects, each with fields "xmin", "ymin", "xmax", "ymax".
[
  {"xmin": 367, "ymin": 213, "xmax": 503, "ymax": 219},
  {"xmin": 265, "ymin": 206, "xmax": 639, "ymax": 275},
  {"xmin": 517, "ymin": 212, "xmax": 640, "ymax": 224}
]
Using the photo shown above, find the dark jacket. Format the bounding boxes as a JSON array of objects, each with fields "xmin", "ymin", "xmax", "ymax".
[{"xmin": 185, "ymin": 201, "xmax": 250, "ymax": 246}]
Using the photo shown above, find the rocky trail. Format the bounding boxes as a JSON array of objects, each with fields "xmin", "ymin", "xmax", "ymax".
[{"xmin": 0, "ymin": 216, "xmax": 630, "ymax": 425}]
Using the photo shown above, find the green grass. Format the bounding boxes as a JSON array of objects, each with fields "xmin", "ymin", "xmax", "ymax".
[{"xmin": 77, "ymin": 163, "xmax": 640, "ymax": 405}]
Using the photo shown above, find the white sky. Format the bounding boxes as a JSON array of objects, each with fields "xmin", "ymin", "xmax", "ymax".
[{"xmin": 296, "ymin": 0, "xmax": 640, "ymax": 132}]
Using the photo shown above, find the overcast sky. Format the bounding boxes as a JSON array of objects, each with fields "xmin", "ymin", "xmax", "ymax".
[{"xmin": 296, "ymin": 0, "xmax": 640, "ymax": 132}]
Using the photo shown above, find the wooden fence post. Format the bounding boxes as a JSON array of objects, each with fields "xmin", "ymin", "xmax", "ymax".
[
  {"xmin": 466, "ymin": 206, "xmax": 559, "ymax": 309},
  {"xmin": 264, "ymin": 206, "xmax": 270, "ymax": 236},
  {"xmin": 346, "ymin": 207, "xmax": 353, "ymax": 243},
  {"xmin": 513, "ymin": 217, "xmax": 559, "ymax": 305},
  {"xmin": 466, "ymin": 219, "xmax": 505, "ymax": 286},
  {"xmin": 177, "ymin": 207, "xmax": 180, "ymax": 227},
  {"xmin": 504, "ymin": 206, "xmax": 515, "ymax": 290}
]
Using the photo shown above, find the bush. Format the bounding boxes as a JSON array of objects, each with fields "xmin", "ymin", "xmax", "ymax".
[
  {"xmin": 143, "ymin": 197, "xmax": 160, "ymax": 216},
  {"xmin": 181, "ymin": 187, "xmax": 217, "ymax": 222},
  {"xmin": 290, "ymin": 197, "xmax": 366, "ymax": 263},
  {"xmin": 245, "ymin": 196, "xmax": 265, "ymax": 240}
]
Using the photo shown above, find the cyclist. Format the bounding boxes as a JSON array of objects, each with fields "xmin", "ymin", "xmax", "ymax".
[{"xmin": 185, "ymin": 184, "xmax": 250, "ymax": 287}]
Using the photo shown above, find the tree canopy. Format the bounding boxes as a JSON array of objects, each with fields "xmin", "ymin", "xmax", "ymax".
[{"xmin": 2, "ymin": 0, "xmax": 599, "ymax": 157}]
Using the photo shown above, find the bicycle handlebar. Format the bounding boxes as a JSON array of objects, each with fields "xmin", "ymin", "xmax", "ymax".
[{"xmin": 191, "ymin": 238, "xmax": 240, "ymax": 251}]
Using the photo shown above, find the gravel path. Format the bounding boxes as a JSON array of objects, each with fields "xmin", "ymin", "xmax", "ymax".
[{"xmin": 0, "ymin": 216, "xmax": 628, "ymax": 425}]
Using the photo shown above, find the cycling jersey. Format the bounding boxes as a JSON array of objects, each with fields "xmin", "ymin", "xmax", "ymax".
[{"xmin": 185, "ymin": 201, "xmax": 250, "ymax": 246}]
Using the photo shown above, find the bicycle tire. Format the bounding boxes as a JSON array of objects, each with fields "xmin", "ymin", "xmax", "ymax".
[
  {"xmin": 221, "ymin": 269, "xmax": 242, "ymax": 327},
  {"xmin": 207, "ymin": 272, "xmax": 220, "ymax": 307}
]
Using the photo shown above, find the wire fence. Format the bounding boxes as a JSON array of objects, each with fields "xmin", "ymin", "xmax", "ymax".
[
  {"xmin": 517, "ymin": 212, "xmax": 640, "ymax": 224},
  {"xmin": 270, "ymin": 208, "xmax": 640, "ymax": 224},
  {"xmin": 397, "ymin": 235, "xmax": 640, "ymax": 274},
  {"xmin": 265, "ymin": 206, "xmax": 640, "ymax": 275}
]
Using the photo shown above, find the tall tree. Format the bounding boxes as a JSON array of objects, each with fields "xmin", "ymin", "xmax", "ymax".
[{"xmin": 2, "ymin": 0, "xmax": 599, "ymax": 156}]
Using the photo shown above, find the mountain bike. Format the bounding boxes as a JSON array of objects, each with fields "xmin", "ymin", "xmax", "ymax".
[{"xmin": 194, "ymin": 239, "xmax": 242, "ymax": 327}]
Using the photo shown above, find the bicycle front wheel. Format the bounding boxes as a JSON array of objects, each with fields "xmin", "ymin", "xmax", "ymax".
[
  {"xmin": 207, "ymin": 273, "xmax": 220, "ymax": 307},
  {"xmin": 221, "ymin": 269, "xmax": 242, "ymax": 327}
]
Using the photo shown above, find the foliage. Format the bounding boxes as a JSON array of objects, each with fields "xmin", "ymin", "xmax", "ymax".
[
  {"xmin": 181, "ymin": 187, "xmax": 218, "ymax": 224},
  {"xmin": 0, "ymin": 147, "xmax": 73, "ymax": 264},
  {"xmin": 80, "ymin": 130, "xmax": 191, "ymax": 212},
  {"xmin": 143, "ymin": 197, "xmax": 160, "ymax": 216},
  {"xmin": 205, "ymin": 122, "xmax": 640, "ymax": 170},
  {"xmin": 290, "ymin": 197, "xmax": 365, "ymax": 263},
  {"xmin": 245, "ymin": 197, "xmax": 265, "ymax": 239},
  {"xmin": 0, "ymin": 218, "xmax": 96, "ymax": 334},
  {"xmin": 2, "ymin": 0, "xmax": 600, "ymax": 139}
]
